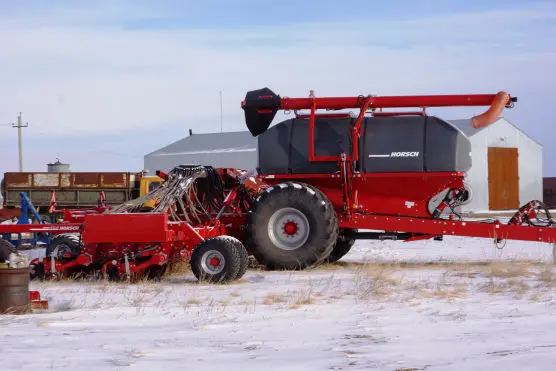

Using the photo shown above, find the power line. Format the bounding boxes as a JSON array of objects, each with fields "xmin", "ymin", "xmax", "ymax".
[{"xmin": 10, "ymin": 112, "xmax": 28, "ymax": 172}]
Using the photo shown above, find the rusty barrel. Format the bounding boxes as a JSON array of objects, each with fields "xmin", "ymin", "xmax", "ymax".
[{"xmin": 0, "ymin": 266, "xmax": 31, "ymax": 314}]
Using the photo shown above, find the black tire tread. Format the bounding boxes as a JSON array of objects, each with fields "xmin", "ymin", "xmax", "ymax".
[
  {"xmin": 245, "ymin": 181, "xmax": 338, "ymax": 270},
  {"xmin": 46, "ymin": 234, "xmax": 82, "ymax": 259},
  {"xmin": 327, "ymin": 236, "xmax": 356, "ymax": 263},
  {"xmin": 190, "ymin": 236, "xmax": 242, "ymax": 283},
  {"xmin": 217, "ymin": 235, "xmax": 249, "ymax": 280}
]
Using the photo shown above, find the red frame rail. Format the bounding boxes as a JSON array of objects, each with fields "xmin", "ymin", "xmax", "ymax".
[
  {"xmin": 0, "ymin": 223, "xmax": 82, "ymax": 233},
  {"xmin": 339, "ymin": 214, "xmax": 556, "ymax": 243}
]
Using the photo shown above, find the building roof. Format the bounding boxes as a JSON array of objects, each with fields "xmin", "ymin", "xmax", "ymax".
[
  {"xmin": 145, "ymin": 130, "xmax": 256, "ymax": 157},
  {"xmin": 447, "ymin": 119, "xmax": 485, "ymax": 137},
  {"xmin": 448, "ymin": 117, "xmax": 542, "ymax": 147}
]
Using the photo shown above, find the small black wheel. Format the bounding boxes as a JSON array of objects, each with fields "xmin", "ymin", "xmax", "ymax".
[
  {"xmin": 326, "ymin": 229, "xmax": 356, "ymax": 263},
  {"xmin": 190, "ymin": 236, "xmax": 243, "ymax": 283},
  {"xmin": 30, "ymin": 261, "xmax": 45, "ymax": 280},
  {"xmin": 46, "ymin": 234, "xmax": 82, "ymax": 260},
  {"xmin": 221, "ymin": 236, "xmax": 249, "ymax": 280},
  {"xmin": 103, "ymin": 266, "xmax": 121, "ymax": 282},
  {"xmin": 245, "ymin": 182, "xmax": 338, "ymax": 270},
  {"xmin": 146, "ymin": 265, "xmax": 167, "ymax": 281}
]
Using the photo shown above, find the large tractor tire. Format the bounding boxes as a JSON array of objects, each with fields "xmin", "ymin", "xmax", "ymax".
[
  {"xmin": 326, "ymin": 229, "xmax": 357, "ymax": 263},
  {"xmin": 46, "ymin": 234, "xmax": 82, "ymax": 260},
  {"xmin": 245, "ymin": 182, "xmax": 338, "ymax": 270},
  {"xmin": 190, "ymin": 236, "xmax": 248, "ymax": 283}
]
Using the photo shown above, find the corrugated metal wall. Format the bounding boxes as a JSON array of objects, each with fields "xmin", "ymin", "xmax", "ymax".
[{"xmin": 461, "ymin": 119, "xmax": 543, "ymax": 212}]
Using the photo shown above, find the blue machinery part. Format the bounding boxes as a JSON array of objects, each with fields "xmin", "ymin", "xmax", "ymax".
[{"xmin": 1, "ymin": 192, "xmax": 53, "ymax": 248}]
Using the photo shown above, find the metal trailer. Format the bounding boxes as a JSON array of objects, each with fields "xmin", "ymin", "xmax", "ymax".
[{"xmin": 1, "ymin": 171, "xmax": 140, "ymax": 210}]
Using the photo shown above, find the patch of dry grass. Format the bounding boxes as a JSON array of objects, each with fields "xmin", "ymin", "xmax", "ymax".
[
  {"xmin": 263, "ymin": 293, "xmax": 287, "ymax": 305},
  {"xmin": 343, "ymin": 259, "xmax": 555, "ymax": 304},
  {"xmin": 479, "ymin": 276, "xmax": 532, "ymax": 298},
  {"xmin": 229, "ymin": 290, "xmax": 241, "ymax": 297},
  {"xmin": 471, "ymin": 261, "xmax": 555, "ymax": 300},
  {"xmin": 352, "ymin": 263, "xmax": 405, "ymax": 300},
  {"xmin": 484, "ymin": 262, "xmax": 536, "ymax": 279},
  {"xmin": 164, "ymin": 261, "xmax": 191, "ymax": 276},
  {"xmin": 528, "ymin": 288, "xmax": 553, "ymax": 303},
  {"xmin": 186, "ymin": 298, "xmax": 202, "ymax": 305},
  {"xmin": 259, "ymin": 287, "xmax": 321, "ymax": 309},
  {"xmin": 482, "ymin": 279, "xmax": 507, "ymax": 294},
  {"xmin": 417, "ymin": 285, "xmax": 468, "ymax": 300},
  {"xmin": 507, "ymin": 279, "xmax": 531, "ymax": 293},
  {"xmin": 538, "ymin": 265, "xmax": 554, "ymax": 283},
  {"xmin": 290, "ymin": 288, "xmax": 316, "ymax": 308}
]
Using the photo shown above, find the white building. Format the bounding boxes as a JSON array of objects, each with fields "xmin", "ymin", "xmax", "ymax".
[{"xmin": 449, "ymin": 117, "xmax": 543, "ymax": 212}]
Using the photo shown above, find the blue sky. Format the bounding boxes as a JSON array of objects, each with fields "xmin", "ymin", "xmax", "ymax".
[{"xmin": 0, "ymin": 0, "xmax": 555, "ymax": 176}]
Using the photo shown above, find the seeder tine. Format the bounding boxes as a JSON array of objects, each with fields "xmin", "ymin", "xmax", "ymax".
[{"xmin": 172, "ymin": 165, "xmax": 208, "ymax": 177}]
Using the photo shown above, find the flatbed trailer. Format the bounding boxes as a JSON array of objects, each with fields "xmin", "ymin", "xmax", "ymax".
[
  {"xmin": 1, "ymin": 171, "xmax": 137, "ymax": 210},
  {"xmin": 1, "ymin": 171, "xmax": 163, "ymax": 218}
]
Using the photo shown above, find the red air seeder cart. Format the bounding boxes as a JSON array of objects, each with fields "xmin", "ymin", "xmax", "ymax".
[{"xmin": 238, "ymin": 87, "xmax": 556, "ymax": 269}]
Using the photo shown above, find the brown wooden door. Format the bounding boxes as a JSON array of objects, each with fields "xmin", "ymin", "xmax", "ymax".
[{"xmin": 488, "ymin": 147, "xmax": 519, "ymax": 210}]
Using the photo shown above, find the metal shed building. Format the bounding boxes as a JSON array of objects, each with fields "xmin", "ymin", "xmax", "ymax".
[
  {"xmin": 449, "ymin": 117, "xmax": 543, "ymax": 213},
  {"xmin": 144, "ymin": 131, "xmax": 257, "ymax": 174}
]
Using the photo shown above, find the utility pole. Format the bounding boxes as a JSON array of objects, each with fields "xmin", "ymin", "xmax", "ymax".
[
  {"xmin": 11, "ymin": 112, "xmax": 28, "ymax": 172},
  {"xmin": 219, "ymin": 90, "xmax": 223, "ymax": 133}
]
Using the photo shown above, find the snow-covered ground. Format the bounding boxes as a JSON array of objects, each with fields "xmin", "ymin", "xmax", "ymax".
[{"xmin": 2, "ymin": 237, "xmax": 555, "ymax": 370}]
